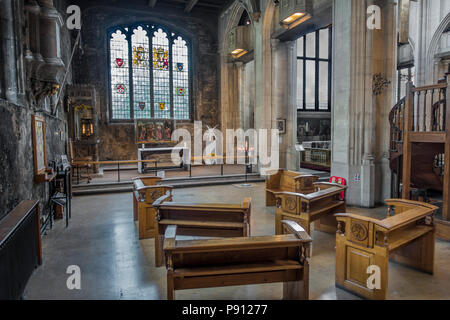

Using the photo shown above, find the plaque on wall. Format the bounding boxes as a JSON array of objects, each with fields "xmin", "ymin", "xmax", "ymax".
[
  {"xmin": 32, "ymin": 115, "xmax": 54, "ymax": 182},
  {"xmin": 277, "ymin": 119, "xmax": 286, "ymax": 134},
  {"xmin": 32, "ymin": 115, "xmax": 47, "ymax": 175},
  {"xmin": 135, "ymin": 119, "xmax": 175, "ymax": 144}
]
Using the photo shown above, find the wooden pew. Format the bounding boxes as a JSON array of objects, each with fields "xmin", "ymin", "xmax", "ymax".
[
  {"xmin": 163, "ymin": 220, "xmax": 312, "ymax": 300},
  {"xmin": 335, "ymin": 199, "xmax": 438, "ymax": 300},
  {"xmin": 153, "ymin": 195, "xmax": 251, "ymax": 267},
  {"xmin": 275, "ymin": 182, "xmax": 347, "ymax": 235},
  {"xmin": 265, "ymin": 169, "xmax": 318, "ymax": 206},
  {"xmin": 132, "ymin": 177, "xmax": 173, "ymax": 239}
]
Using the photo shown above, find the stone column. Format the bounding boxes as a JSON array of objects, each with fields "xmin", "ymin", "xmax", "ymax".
[
  {"xmin": 0, "ymin": 0, "xmax": 18, "ymax": 102},
  {"xmin": 332, "ymin": 0, "xmax": 396, "ymax": 207},
  {"xmin": 285, "ymin": 40, "xmax": 298, "ymax": 171},
  {"xmin": 271, "ymin": 39, "xmax": 298, "ymax": 170}
]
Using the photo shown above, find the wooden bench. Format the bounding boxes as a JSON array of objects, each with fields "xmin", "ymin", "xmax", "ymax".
[
  {"xmin": 335, "ymin": 199, "xmax": 438, "ymax": 300},
  {"xmin": 163, "ymin": 220, "xmax": 312, "ymax": 300},
  {"xmin": 265, "ymin": 169, "xmax": 318, "ymax": 206},
  {"xmin": 132, "ymin": 177, "xmax": 173, "ymax": 239},
  {"xmin": 275, "ymin": 182, "xmax": 347, "ymax": 235},
  {"xmin": 153, "ymin": 195, "xmax": 251, "ymax": 267}
]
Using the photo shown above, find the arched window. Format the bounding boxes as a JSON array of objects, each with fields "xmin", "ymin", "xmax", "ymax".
[{"xmin": 108, "ymin": 24, "xmax": 191, "ymax": 121}]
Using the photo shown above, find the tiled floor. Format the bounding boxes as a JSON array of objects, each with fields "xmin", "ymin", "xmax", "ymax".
[{"xmin": 24, "ymin": 183, "xmax": 450, "ymax": 300}]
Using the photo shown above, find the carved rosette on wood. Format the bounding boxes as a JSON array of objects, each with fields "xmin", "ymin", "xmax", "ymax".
[
  {"xmin": 286, "ymin": 197, "xmax": 297, "ymax": 211},
  {"xmin": 351, "ymin": 222, "xmax": 368, "ymax": 242}
]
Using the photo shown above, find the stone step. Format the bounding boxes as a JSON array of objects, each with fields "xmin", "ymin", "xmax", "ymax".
[
  {"xmin": 72, "ymin": 173, "xmax": 263, "ymax": 190},
  {"xmin": 72, "ymin": 173, "xmax": 265, "ymax": 196},
  {"xmin": 73, "ymin": 176, "xmax": 266, "ymax": 196}
]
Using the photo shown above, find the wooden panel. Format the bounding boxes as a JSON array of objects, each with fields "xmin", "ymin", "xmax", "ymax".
[
  {"xmin": 436, "ymin": 219, "xmax": 450, "ymax": 241},
  {"xmin": 173, "ymin": 248, "xmax": 295, "ymax": 268},
  {"xmin": 174, "ymin": 270, "xmax": 301, "ymax": 290},
  {"xmin": 173, "ymin": 260, "xmax": 303, "ymax": 277},
  {"xmin": 282, "ymin": 195, "xmax": 298, "ymax": 215},
  {"xmin": 345, "ymin": 247, "xmax": 373, "ymax": 287},
  {"xmin": 409, "ymin": 132, "xmax": 446, "ymax": 143}
]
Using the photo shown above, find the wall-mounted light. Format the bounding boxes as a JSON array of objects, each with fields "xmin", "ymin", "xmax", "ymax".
[
  {"xmin": 279, "ymin": 0, "xmax": 312, "ymax": 30},
  {"xmin": 231, "ymin": 48, "xmax": 248, "ymax": 59}
]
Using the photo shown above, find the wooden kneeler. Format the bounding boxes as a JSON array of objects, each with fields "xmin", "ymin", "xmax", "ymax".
[
  {"xmin": 163, "ymin": 220, "xmax": 311, "ymax": 300},
  {"xmin": 153, "ymin": 195, "xmax": 252, "ymax": 267},
  {"xmin": 335, "ymin": 199, "xmax": 438, "ymax": 300}
]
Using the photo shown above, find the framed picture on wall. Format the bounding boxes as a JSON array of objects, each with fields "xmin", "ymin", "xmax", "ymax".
[
  {"xmin": 277, "ymin": 119, "xmax": 286, "ymax": 134},
  {"xmin": 135, "ymin": 119, "xmax": 175, "ymax": 144},
  {"xmin": 32, "ymin": 115, "xmax": 47, "ymax": 176}
]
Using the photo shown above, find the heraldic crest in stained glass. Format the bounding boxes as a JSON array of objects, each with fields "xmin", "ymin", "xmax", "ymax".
[
  {"xmin": 133, "ymin": 46, "xmax": 147, "ymax": 67},
  {"xmin": 139, "ymin": 102, "xmax": 146, "ymax": 111},
  {"xmin": 153, "ymin": 47, "xmax": 169, "ymax": 70},
  {"xmin": 115, "ymin": 58, "xmax": 124, "ymax": 68},
  {"xmin": 158, "ymin": 102, "xmax": 166, "ymax": 110},
  {"xmin": 176, "ymin": 87, "xmax": 185, "ymax": 96},
  {"xmin": 176, "ymin": 63, "xmax": 184, "ymax": 72},
  {"xmin": 116, "ymin": 84, "xmax": 126, "ymax": 94}
]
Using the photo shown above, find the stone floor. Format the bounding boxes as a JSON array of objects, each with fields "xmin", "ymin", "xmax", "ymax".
[{"xmin": 24, "ymin": 183, "xmax": 450, "ymax": 300}]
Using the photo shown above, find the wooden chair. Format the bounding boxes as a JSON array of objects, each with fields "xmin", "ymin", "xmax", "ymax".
[
  {"xmin": 163, "ymin": 220, "xmax": 312, "ymax": 300},
  {"xmin": 335, "ymin": 199, "xmax": 438, "ymax": 300},
  {"xmin": 265, "ymin": 169, "xmax": 318, "ymax": 206},
  {"xmin": 153, "ymin": 195, "xmax": 251, "ymax": 267},
  {"xmin": 132, "ymin": 177, "xmax": 173, "ymax": 239},
  {"xmin": 275, "ymin": 182, "xmax": 347, "ymax": 235}
]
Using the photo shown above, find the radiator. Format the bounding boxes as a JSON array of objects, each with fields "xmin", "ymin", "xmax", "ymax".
[{"xmin": 0, "ymin": 201, "xmax": 41, "ymax": 300}]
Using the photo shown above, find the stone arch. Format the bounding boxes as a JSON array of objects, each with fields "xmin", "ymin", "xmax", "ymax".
[
  {"xmin": 220, "ymin": 0, "xmax": 259, "ymax": 132},
  {"xmin": 426, "ymin": 12, "xmax": 450, "ymax": 82},
  {"xmin": 221, "ymin": 0, "xmax": 259, "ymax": 54}
]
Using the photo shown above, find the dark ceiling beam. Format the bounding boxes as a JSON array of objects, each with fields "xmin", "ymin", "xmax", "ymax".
[
  {"xmin": 148, "ymin": 0, "xmax": 157, "ymax": 7},
  {"xmin": 184, "ymin": 0, "xmax": 199, "ymax": 13}
]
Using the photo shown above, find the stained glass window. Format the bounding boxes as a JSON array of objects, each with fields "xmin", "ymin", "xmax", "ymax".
[
  {"xmin": 108, "ymin": 24, "xmax": 191, "ymax": 121},
  {"xmin": 132, "ymin": 26, "xmax": 151, "ymax": 119},
  {"xmin": 153, "ymin": 28, "xmax": 171, "ymax": 119},
  {"xmin": 110, "ymin": 30, "xmax": 130, "ymax": 119},
  {"xmin": 173, "ymin": 36, "xmax": 189, "ymax": 120}
]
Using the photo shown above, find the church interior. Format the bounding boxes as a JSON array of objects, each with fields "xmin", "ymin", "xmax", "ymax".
[{"xmin": 1, "ymin": 0, "xmax": 450, "ymax": 301}]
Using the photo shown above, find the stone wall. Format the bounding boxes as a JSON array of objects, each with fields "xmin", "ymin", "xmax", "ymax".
[
  {"xmin": 72, "ymin": 2, "xmax": 221, "ymax": 160},
  {"xmin": 0, "ymin": 0, "xmax": 73, "ymax": 220}
]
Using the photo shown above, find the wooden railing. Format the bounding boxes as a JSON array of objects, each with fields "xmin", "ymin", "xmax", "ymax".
[
  {"xmin": 389, "ymin": 97, "xmax": 406, "ymax": 151},
  {"xmin": 409, "ymin": 82, "xmax": 447, "ymax": 133}
]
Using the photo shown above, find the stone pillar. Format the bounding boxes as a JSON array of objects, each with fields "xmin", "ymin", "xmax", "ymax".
[
  {"xmin": 332, "ymin": 0, "xmax": 396, "ymax": 207},
  {"xmin": 271, "ymin": 39, "xmax": 298, "ymax": 170},
  {"xmin": 285, "ymin": 40, "xmax": 298, "ymax": 171},
  {"xmin": 0, "ymin": 0, "xmax": 18, "ymax": 102}
]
